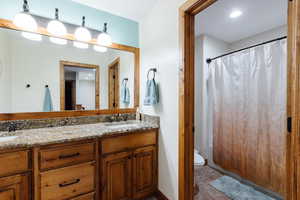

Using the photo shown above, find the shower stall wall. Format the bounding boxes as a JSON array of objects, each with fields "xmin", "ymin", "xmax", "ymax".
[{"xmin": 208, "ymin": 39, "xmax": 287, "ymax": 195}]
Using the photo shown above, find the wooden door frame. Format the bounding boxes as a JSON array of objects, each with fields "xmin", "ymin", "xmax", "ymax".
[
  {"xmin": 108, "ymin": 57, "xmax": 120, "ymax": 109},
  {"xmin": 178, "ymin": 0, "xmax": 300, "ymax": 200},
  {"xmin": 60, "ymin": 60, "xmax": 100, "ymax": 111}
]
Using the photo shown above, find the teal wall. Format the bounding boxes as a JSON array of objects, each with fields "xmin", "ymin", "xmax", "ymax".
[{"xmin": 0, "ymin": 0, "xmax": 139, "ymax": 47}]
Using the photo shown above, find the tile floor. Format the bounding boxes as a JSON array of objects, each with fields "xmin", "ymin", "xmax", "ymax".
[{"xmin": 194, "ymin": 165, "xmax": 230, "ymax": 200}]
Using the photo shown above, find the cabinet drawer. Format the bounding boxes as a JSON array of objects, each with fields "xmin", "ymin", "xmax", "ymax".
[
  {"xmin": 40, "ymin": 162, "xmax": 95, "ymax": 200},
  {"xmin": 0, "ymin": 151, "xmax": 30, "ymax": 176},
  {"xmin": 102, "ymin": 131, "xmax": 157, "ymax": 154},
  {"xmin": 70, "ymin": 192, "xmax": 95, "ymax": 200},
  {"xmin": 39, "ymin": 143, "xmax": 95, "ymax": 170}
]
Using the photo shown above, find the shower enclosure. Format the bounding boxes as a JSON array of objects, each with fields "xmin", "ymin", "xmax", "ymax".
[{"xmin": 207, "ymin": 38, "xmax": 287, "ymax": 195}]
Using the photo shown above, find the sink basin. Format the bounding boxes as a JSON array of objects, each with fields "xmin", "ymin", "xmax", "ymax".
[{"xmin": 0, "ymin": 136, "xmax": 18, "ymax": 142}]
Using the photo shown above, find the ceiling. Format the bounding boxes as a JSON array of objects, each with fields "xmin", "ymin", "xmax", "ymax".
[
  {"xmin": 71, "ymin": 0, "xmax": 157, "ymax": 22},
  {"xmin": 195, "ymin": 0, "xmax": 288, "ymax": 43}
]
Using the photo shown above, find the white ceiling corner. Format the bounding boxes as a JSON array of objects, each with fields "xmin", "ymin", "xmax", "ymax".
[{"xmin": 195, "ymin": 0, "xmax": 288, "ymax": 43}]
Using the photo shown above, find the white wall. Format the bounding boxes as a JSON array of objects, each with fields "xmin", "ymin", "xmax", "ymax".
[
  {"xmin": 0, "ymin": 31, "xmax": 11, "ymax": 113},
  {"xmin": 230, "ymin": 25, "xmax": 287, "ymax": 50},
  {"xmin": 139, "ymin": 0, "xmax": 188, "ymax": 199},
  {"xmin": 0, "ymin": 29, "xmax": 135, "ymax": 113}
]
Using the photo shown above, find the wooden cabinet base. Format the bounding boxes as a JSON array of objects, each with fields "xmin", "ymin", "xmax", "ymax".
[
  {"xmin": 70, "ymin": 192, "xmax": 95, "ymax": 200},
  {"xmin": 133, "ymin": 146, "xmax": 157, "ymax": 199},
  {"xmin": 0, "ymin": 174, "xmax": 30, "ymax": 200},
  {"xmin": 0, "ymin": 129, "xmax": 158, "ymax": 200}
]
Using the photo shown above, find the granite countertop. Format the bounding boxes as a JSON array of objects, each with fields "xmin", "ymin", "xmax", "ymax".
[{"xmin": 0, "ymin": 120, "xmax": 159, "ymax": 150}]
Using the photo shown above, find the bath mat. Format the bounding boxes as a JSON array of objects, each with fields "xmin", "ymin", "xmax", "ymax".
[{"xmin": 210, "ymin": 176, "xmax": 276, "ymax": 200}]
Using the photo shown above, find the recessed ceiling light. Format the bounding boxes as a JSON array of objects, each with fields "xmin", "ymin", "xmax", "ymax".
[{"xmin": 230, "ymin": 10, "xmax": 242, "ymax": 18}]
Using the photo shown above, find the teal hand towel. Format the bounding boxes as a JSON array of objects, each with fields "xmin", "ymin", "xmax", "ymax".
[
  {"xmin": 144, "ymin": 79, "xmax": 159, "ymax": 105},
  {"xmin": 121, "ymin": 82, "xmax": 130, "ymax": 104},
  {"xmin": 43, "ymin": 87, "xmax": 53, "ymax": 112}
]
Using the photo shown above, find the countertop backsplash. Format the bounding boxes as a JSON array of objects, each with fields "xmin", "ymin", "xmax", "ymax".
[
  {"xmin": 0, "ymin": 113, "xmax": 136, "ymax": 132},
  {"xmin": 0, "ymin": 113, "xmax": 160, "ymax": 132}
]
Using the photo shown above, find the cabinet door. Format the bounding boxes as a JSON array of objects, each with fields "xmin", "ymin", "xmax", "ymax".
[
  {"xmin": 0, "ymin": 174, "xmax": 29, "ymax": 200},
  {"xmin": 133, "ymin": 146, "xmax": 157, "ymax": 199},
  {"xmin": 102, "ymin": 151, "xmax": 132, "ymax": 200}
]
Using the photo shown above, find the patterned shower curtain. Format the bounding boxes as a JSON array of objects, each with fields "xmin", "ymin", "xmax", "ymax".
[{"xmin": 207, "ymin": 39, "xmax": 287, "ymax": 194}]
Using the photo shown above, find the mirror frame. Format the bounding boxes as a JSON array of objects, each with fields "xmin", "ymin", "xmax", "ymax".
[{"xmin": 0, "ymin": 18, "xmax": 139, "ymax": 121}]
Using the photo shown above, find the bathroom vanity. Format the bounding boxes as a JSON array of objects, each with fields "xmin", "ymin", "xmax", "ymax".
[{"xmin": 0, "ymin": 120, "xmax": 159, "ymax": 200}]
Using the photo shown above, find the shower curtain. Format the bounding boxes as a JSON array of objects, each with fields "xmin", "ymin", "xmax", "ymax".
[{"xmin": 208, "ymin": 39, "xmax": 287, "ymax": 195}]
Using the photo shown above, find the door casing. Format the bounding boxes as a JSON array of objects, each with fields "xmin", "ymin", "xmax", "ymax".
[{"xmin": 178, "ymin": 0, "xmax": 299, "ymax": 199}]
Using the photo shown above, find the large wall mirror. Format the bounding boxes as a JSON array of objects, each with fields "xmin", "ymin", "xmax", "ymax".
[{"xmin": 0, "ymin": 20, "xmax": 139, "ymax": 120}]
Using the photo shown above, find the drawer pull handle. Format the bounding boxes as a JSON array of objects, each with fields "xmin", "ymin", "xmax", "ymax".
[
  {"xmin": 59, "ymin": 179, "xmax": 80, "ymax": 187},
  {"xmin": 59, "ymin": 152, "xmax": 80, "ymax": 159}
]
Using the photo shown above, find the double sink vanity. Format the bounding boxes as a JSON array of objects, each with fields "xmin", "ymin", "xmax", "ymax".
[
  {"xmin": 0, "ymin": 117, "xmax": 159, "ymax": 200},
  {"xmin": 0, "ymin": 7, "xmax": 157, "ymax": 200}
]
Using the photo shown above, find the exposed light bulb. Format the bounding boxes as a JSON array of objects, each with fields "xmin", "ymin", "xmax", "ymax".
[
  {"xmin": 93, "ymin": 45, "xmax": 107, "ymax": 53},
  {"xmin": 97, "ymin": 23, "xmax": 112, "ymax": 46},
  {"xmin": 74, "ymin": 16, "xmax": 91, "ymax": 42},
  {"xmin": 13, "ymin": 0, "xmax": 38, "ymax": 32},
  {"xmin": 73, "ymin": 41, "xmax": 89, "ymax": 49},
  {"xmin": 49, "ymin": 37, "xmax": 67, "ymax": 45},
  {"xmin": 47, "ymin": 9, "xmax": 67, "ymax": 37},
  {"xmin": 21, "ymin": 32, "xmax": 42, "ymax": 41}
]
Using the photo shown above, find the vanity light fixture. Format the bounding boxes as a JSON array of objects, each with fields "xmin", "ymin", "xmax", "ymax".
[
  {"xmin": 47, "ymin": 8, "xmax": 67, "ymax": 37},
  {"xmin": 97, "ymin": 23, "xmax": 112, "ymax": 46},
  {"xmin": 50, "ymin": 37, "xmax": 67, "ymax": 45},
  {"xmin": 93, "ymin": 45, "xmax": 107, "ymax": 53},
  {"xmin": 13, "ymin": 0, "xmax": 38, "ymax": 32},
  {"xmin": 73, "ymin": 41, "xmax": 89, "ymax": 49},
  {"xmin": 74, "ymin": 16, "xmax": 92, "ymax": 42}
]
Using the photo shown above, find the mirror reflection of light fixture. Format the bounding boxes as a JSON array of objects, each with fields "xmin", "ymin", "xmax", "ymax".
[
  {"xmin": 74, "ymin": 16, "xmax": 92, "ymax": 42},
  {"xmin": 50, "ymin": 37, "xmax": 67, "ymax": 45},
  {"xmin": 97, "ymin": 23, "xmax": 112, "ymax": 46},
  {"xmin": 21, "ymin": 32, "xmax": 42, "ymax": 41},
  {"xmin": 47, "ymin": 8, "xmax": 67, "ymax": 45},
  {"xmin": 93, "ymin": 45, "xmax": 107, "ymax": 53},
  {"xmin": 73, "ymin": 41, "xmax": 89, "ymax": 49},
  {"xmin": 13, "ymin": 0, "xmax": 38, "ymax": 32}
]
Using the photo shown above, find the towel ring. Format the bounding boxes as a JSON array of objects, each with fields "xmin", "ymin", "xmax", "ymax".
[
  {"xmin": 147, "ymin": 68, "xmax": 157, "ymax": 80},
  {"xmin": 122, "ymin": 78, "xmax": 128, "ymax": 85}
]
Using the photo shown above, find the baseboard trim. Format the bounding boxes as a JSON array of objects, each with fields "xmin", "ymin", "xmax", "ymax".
[{"xmin": 155, "ymin": 190, "xmax": 169, "ymax": 200}]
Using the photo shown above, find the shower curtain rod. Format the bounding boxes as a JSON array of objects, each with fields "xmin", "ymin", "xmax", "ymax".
[{"xmin": 206, "ymin": 36, "xmax": 287, "ymax": 64}]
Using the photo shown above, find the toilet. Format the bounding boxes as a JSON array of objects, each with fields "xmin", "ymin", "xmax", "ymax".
[{"xmin": 194, "ymin": 149, "xmax": 206, "ymax": 166}]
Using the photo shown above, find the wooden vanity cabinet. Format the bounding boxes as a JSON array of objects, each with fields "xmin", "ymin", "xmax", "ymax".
[
  {"xmin": 132, "ymin": 146, "xmax": 157, "ymax": 199},
  {"xmin": 0, "ymin": 174, "xmax": 30, "ymax": 200},
  {"xmin": 0, "ymin": 129, "xmax": 158, "ymax": 200},
  {"xmin": 101, "ymin": 130, "xmax": 158, "ymax": 200},
  {"xmin": 0, "ymin": 150, "xmax": 31, "ymax": 200},
  {"xmin": 102, "ymin": 151, "xmax": 133, "ymax": 200},
  {"xmin": 35, "ymin": 141, "xmax": 97, "ymax": 200}
]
